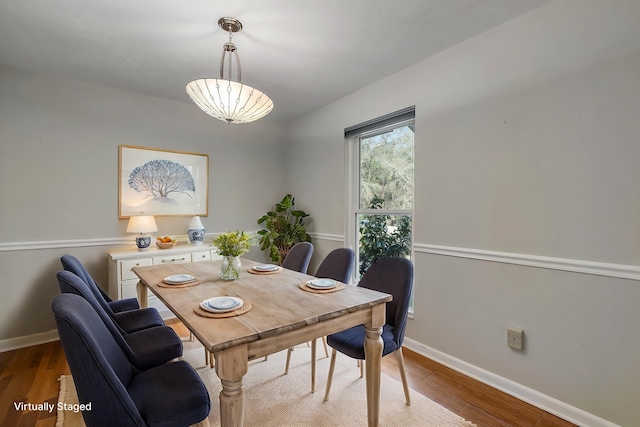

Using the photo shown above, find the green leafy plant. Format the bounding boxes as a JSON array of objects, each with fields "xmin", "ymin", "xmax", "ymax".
[
  {"xmin": 213, "ymin": 231, "xmax": 253, "ymax": 257},
  {"xmin": 257, "ymin": 194, "xmax": 311, "ymax": 264},
  {"xmin": 359, "ymin": 195, "xmax": 411, "ymax": 276}
]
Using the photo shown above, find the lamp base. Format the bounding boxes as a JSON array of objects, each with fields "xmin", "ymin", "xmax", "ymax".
[{"xmin": 136, "ymin": 235, "xmax": 152, "ymax": 251}]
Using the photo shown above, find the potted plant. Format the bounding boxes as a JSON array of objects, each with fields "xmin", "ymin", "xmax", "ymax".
[
  {"xmin": 213, "ymin": 231, "xmax": 253, "ymax": 280},
  {"xmin": 257, "ymin": 194, "xmax": 311, "ymax": 265}
]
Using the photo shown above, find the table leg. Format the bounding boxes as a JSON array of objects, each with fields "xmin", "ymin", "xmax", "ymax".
[
  {"xmin": 363, "ymin": 303, "xmax": 385, "ymax": 427},
  {"xmin": 136, "ymin": 281, "xmax": 148, "ymax": 308},
  {"xmin": 215, "ymin": 345, "xmax": 248, "ymax": 427}
]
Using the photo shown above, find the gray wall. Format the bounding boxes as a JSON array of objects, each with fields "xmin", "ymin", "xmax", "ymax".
[
  {"xmin": 286, "ymin": 1, "xmax": 640, "ymax": 426},
  {"xmin": 0, "ymin": 65, "xmax": 286, "ymax": 341},
  {"xmin": 2, "ymin": 0, "xmax": 640, "ymax": 425}
]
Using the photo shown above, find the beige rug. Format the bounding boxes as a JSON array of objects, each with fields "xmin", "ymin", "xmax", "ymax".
[{"xmin": 58, "ymin": 340, "xmax": 475, "ymax": 427}]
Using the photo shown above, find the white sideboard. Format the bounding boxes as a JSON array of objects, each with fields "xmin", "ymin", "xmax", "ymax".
[{"xmin": 107, "ymin": 244, "xmax": 221, "ymax": 319}]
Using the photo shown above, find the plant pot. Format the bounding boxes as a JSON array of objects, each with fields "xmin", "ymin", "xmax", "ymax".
[{"xmin": 221, "ymin": 256, "xmax": 241, "ymax": 280}]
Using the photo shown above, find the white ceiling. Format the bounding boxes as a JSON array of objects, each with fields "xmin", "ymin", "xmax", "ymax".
[{"xmin": 0, "ymin": 0, "xmax": 552, "ymax": 123}]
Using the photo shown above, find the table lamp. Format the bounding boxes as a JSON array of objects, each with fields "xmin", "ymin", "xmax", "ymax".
[{"xmin": 127, "ymin": 215, "xmax": 158, "ymax": 251}]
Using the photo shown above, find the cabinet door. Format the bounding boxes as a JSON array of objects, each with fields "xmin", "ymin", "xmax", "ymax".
[
  {"xmin": 121, "ymin": 279, "xmax": 140, "ymax": 300},
  {"xmin": 121, "ymin": 258, "xmax": 153, "ymax": 281}
]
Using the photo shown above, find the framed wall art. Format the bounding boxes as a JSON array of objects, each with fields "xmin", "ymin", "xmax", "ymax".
[{"xmin": 119, "ymin": 145, "xmax": 209, "ymax": 218}]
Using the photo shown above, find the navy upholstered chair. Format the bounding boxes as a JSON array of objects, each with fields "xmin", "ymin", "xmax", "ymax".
[
  {"xmin": 57, "ymin": 271, "xmax": 182, "ymax": 370},
  {"xmin": 323, "ymin": 256, "xmax": 413, "ymax": 405},
  {"xmin": 57, "ymin": 267, "xmax": 163, "ymax": 333},
  {"xmin": 281, "ymin": 242, "xmax": 314, "ymax": 273},
  {"xmin": 61, "ymin": 254, "xmax": 140, "ymax": 313},
  {"xmin": 285, "ymin": 248, "xmax": 355, "ymax": 392},
  {"xmin": 53, "ymin": 293, "xmax": 210, "ymax": 427},
  {"xmin": 315, "ymin": 248, "xmax": 355, "ymax": 285}
]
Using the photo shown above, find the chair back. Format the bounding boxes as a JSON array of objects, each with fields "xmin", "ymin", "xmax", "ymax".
[
  {"xmin": 61, "ymin": 254, "xmax": 114, "ymax": 304},
  {"xmin": 282, "ymin": 242, "xmax": 314, "ymax": 273},
  {"xmin": 57, "ymin": 270, "xmax": 126, "ymax": 335},
  {"xmin": 52, "ymin": 293, "xmax": 145, "ymax": 426},
  {"xmin": 358, "ymin": 257, "xmax": 414, "ymax": 346},
  {"xmin": 315, "ymin": 248, "xmax": 355, "ymax": 284}
]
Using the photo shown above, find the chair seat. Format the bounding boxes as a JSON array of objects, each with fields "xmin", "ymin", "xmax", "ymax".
[
  {"xmin": 114, "ymin": 307, "xmax": 165, "ymax": 333},
  {"xmin": 128, "ymin": 360, "xmax": 211, "ymax": 427},
  {"xmin": 123, "ymin": 326, "xmax": 183, "ymax": 371},
  {"xmin": 109, "ymin": 298, "xmax": 140, "ymax": 313},
  {"xmin": 326, "ymin": 324, "xmax": 398, "ymax": 360}
]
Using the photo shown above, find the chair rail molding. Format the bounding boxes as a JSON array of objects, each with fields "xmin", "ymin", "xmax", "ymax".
[
  {"xmin": 287, "ymin": 235, "xmax": 640, "ymax": 281},
  {"xmin": 0, "ymin": 237, "xmax": 132, "ymax": 252},
  {"xmin": 308, "ymin": 232, "xmax": 344, "ymax": 242},
  {"xmin": 414, "ymin": 243, "xmax": 640, "ymax": 281},
  {"xmin": 0, "ymin": 233, "xmax": 228, "ymax": 252}
]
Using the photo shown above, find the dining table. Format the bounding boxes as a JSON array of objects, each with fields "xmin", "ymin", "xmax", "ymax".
[{"xmin": 132, "ymin": 258, "xmax": 392, "ymax": 427}]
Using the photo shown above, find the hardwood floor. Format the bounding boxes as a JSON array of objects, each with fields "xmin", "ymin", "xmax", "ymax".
[
  {"xmin": 383, "ymin": 348, "xmax": 576, "ymax": 427},
  {"xmin": 0, "ymin": 341, "xmax": 70, "ymax": 427},
  {"xmin": 0, "ymin": 323, "xmax": 577, "ymax": 427}
]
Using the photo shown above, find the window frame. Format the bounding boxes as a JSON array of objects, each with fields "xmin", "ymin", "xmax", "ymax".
[{"xmin": 344, "ymin": 115, "xmax": 415, "ymax": 316}]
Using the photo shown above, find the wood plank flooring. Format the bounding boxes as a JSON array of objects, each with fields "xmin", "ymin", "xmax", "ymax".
[{"xmin": 0, "ymin": 322, "xmax": 577, "ymax": 427}]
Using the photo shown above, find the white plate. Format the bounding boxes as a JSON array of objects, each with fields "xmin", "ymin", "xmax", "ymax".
[
  {"xmin": 200, "ymin": 297, "xmax": 243, "ymax": 313},
  {"xmin": 163, "ymin": 274, "xmax": 196, "ymax": 284},
  {"xmin": 306, "ymin": 279, "xmax": 336, "ymax": 290},
  {"xmin": 253, "ymin": 264, "xmax": 278, "ymax": 271}
]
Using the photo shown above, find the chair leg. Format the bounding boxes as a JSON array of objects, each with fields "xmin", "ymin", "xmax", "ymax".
[
  {"xmin": 395, "ymin": 347, "xmax": 411, "ymax": 406},
  {"xmin": 322, "ymin": 336, "xmax": 328, "ymax": 357},
  {"xmin": 311, "ymin": 339, "xmax": 317, "ymax": 393},
  {"xmin": 360, "ymin": 359, "xmax": 364, "ymax": 378},
  {"xmin": 323, "ymin": 349, "xmax": 337, "ymax": 402},
  {"xmin": 285, "ymin": 348, "xmax": 292, "ymax": 375}
]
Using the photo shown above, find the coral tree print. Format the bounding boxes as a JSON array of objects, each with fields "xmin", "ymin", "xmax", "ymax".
[
  {"xmin": 128, "ymin": 160, "xmax": 196, "ymax": 198},
  {"xmin": 119, "ymin": 145, "xmax": 208, "ymax": 218}
]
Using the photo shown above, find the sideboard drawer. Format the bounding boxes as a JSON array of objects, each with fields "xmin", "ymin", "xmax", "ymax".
[
  {"xmin": 153, "ymin": 254, "xmax": 192, "ymax": 265},
  {"xmin": 192, "ymin": 250, "xmax": 212, "ymax": 262},
  {"xmin": 121, "ymin": 258, "xmax": 152, "ymax": 281}
]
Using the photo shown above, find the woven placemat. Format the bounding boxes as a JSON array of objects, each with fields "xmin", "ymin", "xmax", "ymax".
[
  {"xmin": 158, "ymin": 279, "xmax": 201, "ymax": 288},
  {"xmin": 298, "ymin": 282, "xmax": 346, "ymax": 294},
  {"xmin": 247, "ymin": 267, "xmax": 283, "ymax": 275},
  {"xmin": 194, "ymin": 301, "xmax": 252, "ymax": 318}
]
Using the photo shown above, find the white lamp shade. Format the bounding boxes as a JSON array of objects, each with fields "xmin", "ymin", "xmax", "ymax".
[
  {"xmin": 186, "ymin": 79, "xmax": 273, "ymax": 124},
  {"xmin": 126, "ymin": 216, "xmax": 158, "ymax": 234}
]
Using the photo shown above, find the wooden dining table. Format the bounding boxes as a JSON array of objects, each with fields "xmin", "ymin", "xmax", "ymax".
[{"xmin": 132, "ymin": 258, "xmax": 392, "ymax": 427}]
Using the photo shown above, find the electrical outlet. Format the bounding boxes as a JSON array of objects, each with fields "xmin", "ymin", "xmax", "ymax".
[{"xmin": 507, "ymin": 327, "xmax": 523, "ymax": 350}]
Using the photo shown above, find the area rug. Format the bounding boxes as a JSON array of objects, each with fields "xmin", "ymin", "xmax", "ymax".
[{"xmin": 58, "ymin": 340, "xmax": 475, "ymax": 427}]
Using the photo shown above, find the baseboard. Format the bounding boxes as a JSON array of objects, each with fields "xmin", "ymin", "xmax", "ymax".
[
  {"xmin": 403, "ymin": 338, "xmax": 620, "ymax": 427},
  {"xmin": 0, "ymin": 329, "xmax": 59, "ymax": 353}
]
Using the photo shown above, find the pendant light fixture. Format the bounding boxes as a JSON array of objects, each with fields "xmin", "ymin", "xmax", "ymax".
[{"xmin": 186, "ymin": 17, "xmax": 273, "ymax": 124}]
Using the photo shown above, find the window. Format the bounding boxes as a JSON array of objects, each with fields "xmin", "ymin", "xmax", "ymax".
[{"xmin": 345, "ymin": 107, "xmax": 415, "ymax": 295}]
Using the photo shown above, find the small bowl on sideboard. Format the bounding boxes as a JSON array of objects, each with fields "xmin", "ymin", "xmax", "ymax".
[{"xmin": 156, "ymin": 240, "xmax": 177, "ymax": 249}]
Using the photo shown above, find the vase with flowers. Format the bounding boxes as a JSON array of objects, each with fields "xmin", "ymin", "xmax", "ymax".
[{"xmin": 213, "ymin": 231, "xmax": 253, "ymax": 280}]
